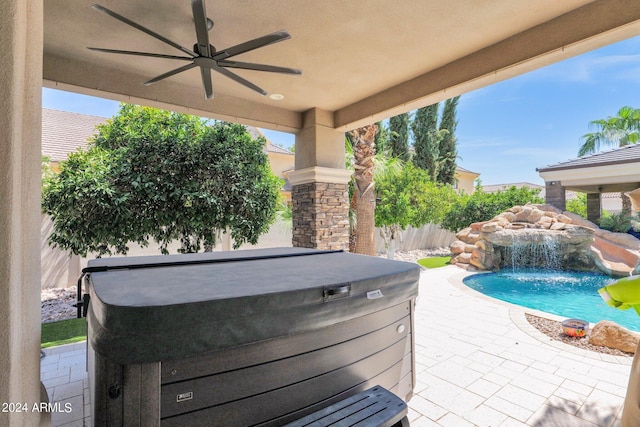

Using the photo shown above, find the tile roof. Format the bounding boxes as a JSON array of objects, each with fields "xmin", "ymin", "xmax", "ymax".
[
  {"xmin": 455, "ymin": 166, "xmax": 480, "ymax": 175},
  {"xmin": 266, "ymin": 142, "xmax": 294, "ymax": 155},
  {"xmin": 537, "ymin": 143, "xmax": 640, "ymax": 172},
  {"xmin": 482, "ymin": 182, "xmax": 543, "ymax": 193},
  {"xmin": 247, "ymin": 126, "xmax": 294, "ymax": 155},
  {"xmin": 42, "ymin": 109, "xmax": 106, "ymax": 162}
]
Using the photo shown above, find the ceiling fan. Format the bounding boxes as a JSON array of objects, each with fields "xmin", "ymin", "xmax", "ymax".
[{"xmin": 88, "ymin": 1, "xmax": 301, "ymax": 99}]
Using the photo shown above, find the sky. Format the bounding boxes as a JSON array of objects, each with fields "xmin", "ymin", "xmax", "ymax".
[{"xmin": 42, "ymin": 35, "xmax": 640, "ymax": 186}]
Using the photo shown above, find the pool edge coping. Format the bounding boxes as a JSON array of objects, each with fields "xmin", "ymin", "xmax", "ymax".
[{"xmin": 444, "ymin": 266, "xmax": 634, "ymax": 366}]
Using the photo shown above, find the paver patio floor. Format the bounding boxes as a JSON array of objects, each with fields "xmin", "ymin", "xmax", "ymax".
[
  {"xmin": 41, "ymin": 265, "xmax": 633, "ymax": 426},
  {"xmin": 408, "ymin": 266, "xmax": 631, "ymax": 427}
]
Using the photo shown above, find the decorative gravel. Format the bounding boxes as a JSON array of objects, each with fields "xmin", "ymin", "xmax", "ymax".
[
  {"xmin": 381, "ymin": 248, "xmax": 452, "ymax": 263},
  {"xmin": 41, "ymin": 287, "xmax": 78, "ymax": 323},
  {"xmin": 525, "ymin": 313, "xmax": 633, "ymax": 357}
]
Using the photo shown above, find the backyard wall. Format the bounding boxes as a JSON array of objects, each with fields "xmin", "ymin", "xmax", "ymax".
[
  {"xmin": 375, "ymin": 223, "xmax": 456, "ymax": 254},
  {"xmin": 40, "ymin": 216, "xmax": 295, "ymax": 289},
  {"xmin": 41, "ymin": 218, "xmax": 454, "ymax": 289}
]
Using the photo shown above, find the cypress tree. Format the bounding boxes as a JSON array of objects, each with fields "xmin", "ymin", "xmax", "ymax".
[
  {"xmin": 411, "ymin": 103, "xmax": 440, "ymax": 180},
  {"xmin": 373, "ymin": 120, "xmax": 389, "ymax": 155},
  {"xmin": 437, "ymin": 96, "xmax": 460, "ymax": 185},
  {"xmin": 388, "ymin": 113, "xmax": 410, "ymax": 161}
]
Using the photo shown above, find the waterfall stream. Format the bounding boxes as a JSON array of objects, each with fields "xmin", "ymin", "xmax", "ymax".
[{"xmin": 501, "ymin": 232, "xmax": 563, "ymax": 270}]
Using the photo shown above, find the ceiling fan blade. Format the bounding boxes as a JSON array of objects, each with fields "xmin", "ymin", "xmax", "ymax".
[
  {"xmin": 92, "ymin": 4, "xmax": 197, "ymax": 57},
  {"xmin": 88, "ymin": 47, "xmax": 193, "ymax": 61},
  {"xmin": 143, "ymin": 63, "xmax": 197, "ymax": 86},
  {"xmin": 200, "ymin": 67, "xmax": 214, "ymax": 99},
  {"xmin": 191, "ymin": 0, "xmax": 211, "ymax": 57},
  {"xmin": 217, "ymin": 60, "xmax": 301, "ymax": 75},
  {"xmin": 211, "ymin": 65, "xmax": 267, "ymax": 96},
  {"xmin": 212, "ymin": 31, "xmax": 291, "ymax": 60}
]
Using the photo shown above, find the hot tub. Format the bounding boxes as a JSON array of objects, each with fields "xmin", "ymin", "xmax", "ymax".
[{"xmin": 84, "ymin": 247, "xmax": 419, "ymax": 426}]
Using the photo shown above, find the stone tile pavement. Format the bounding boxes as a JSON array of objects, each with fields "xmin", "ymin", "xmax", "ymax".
[
  {"xmin": 407, "ymin": 266, "xmax": 632, "ymax": 427},
  {"xmin": 41, "ymin": 265, "xmax": 633, "ymax": 426},
  {"xmin": 40, "ymin": 342, "xmax": 89, "ymax": 427}
]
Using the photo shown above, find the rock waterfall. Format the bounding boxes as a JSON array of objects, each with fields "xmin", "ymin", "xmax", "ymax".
[{"xmin": 450, "ymin": 204, "xmax": 596, "ymax": 272}]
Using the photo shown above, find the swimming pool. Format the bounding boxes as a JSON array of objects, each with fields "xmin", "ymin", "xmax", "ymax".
[{"xmin": 462, "ymin": 268, "xmax": 640, "ymax": 332}]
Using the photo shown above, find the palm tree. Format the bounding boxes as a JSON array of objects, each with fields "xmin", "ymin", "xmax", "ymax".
[
  {"xmin": 346, "ymin": 125, "xmax": 404, "ymax": 255},
  {"xmin": 579, "ymin": 106, "xmax": 640, "ymax": 212},
  {"xmin": 579, "ymin": 106, "xmax": 640, "ymax": 157},
  {"xmin": 348, "ymin": 124, "xmax": 378, "ymax": 255}
]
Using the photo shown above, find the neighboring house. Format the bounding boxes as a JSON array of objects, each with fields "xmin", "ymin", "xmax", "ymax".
[
  {"xmin": 42, "ymin": 108, "xmax": 105, "ymax": 171},
  {"xmin": 454, "ymin": 166, "xmax": 480, "ymax": 194},
  {"xmin": 246, "ymin": 126, "xmax": 295, "ymax": 202}
]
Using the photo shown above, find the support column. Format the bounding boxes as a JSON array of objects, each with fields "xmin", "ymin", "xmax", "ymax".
[
  {"xmin": 0, "ymin": 1, "xmax": 45, "ymax": 426},
  {"xmin": 290, "ymin": 109, "xmax": 352, "ymax": 250},
  {"xmin": 587, "ymin": 192, "xmax": 602, "ymax": 223},
  {"xmin": 544, "ymin": 181, "xmax": 566, "ymax": 212}
]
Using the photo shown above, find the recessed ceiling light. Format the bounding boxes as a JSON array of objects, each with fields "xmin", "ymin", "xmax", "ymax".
[{"xmin": 269, "ymin": 93, "xmax": 285, "ymax": 101}]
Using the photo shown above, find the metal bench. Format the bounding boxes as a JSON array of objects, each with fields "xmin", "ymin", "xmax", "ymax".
[{"xmin": 285, "ymin": 386, "xmax": 409, "ymax": 427}]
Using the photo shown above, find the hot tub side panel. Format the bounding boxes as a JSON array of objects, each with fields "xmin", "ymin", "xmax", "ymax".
[{"xmin": 90, "ymin": 300, "xmax": 415, "ymax": 426}]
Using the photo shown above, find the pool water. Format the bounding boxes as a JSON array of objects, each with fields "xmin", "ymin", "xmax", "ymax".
[{"xmin": 463, "ymin": 268, "xmax": 640, "ymax": 332}]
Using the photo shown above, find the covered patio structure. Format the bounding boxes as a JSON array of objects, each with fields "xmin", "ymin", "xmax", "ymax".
[
  {"xmin": 537, "ymin": 144, "xmax": 640, "ymax": 223},
  {"xmin": 4, "ymin": 1, "xmax": 640, "ymax": 424}
]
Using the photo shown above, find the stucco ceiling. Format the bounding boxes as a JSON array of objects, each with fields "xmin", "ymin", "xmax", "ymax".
[{"xmin": 43, "ymin": 0, "xmax": 640, "ymax": 132}]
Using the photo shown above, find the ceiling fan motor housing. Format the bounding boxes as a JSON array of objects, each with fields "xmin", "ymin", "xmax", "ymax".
[{"xmin": 193, "ymin": 44, "xmax": 217, "ymax": 56}]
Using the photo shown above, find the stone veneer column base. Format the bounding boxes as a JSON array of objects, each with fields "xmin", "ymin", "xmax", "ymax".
[
  {"xmin": 587, "ymin": 192, "xmax": 602, "ymax": 223},
  {"xmin": 544, "ymin": 181, "xmax": 566, "ymax": 212},
  {"xmin": 292, "ymin": 182, "xmax": 350, "ymax": 250}
]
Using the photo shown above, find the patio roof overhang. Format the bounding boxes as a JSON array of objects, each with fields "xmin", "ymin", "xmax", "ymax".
[
  {"xmin": 537, "ymin": 144, "xmax": 640, "ymax": 193},
  {"xmin": 6, "ymin": 1, "xmax": 640, "ymax": 423},
  {"xmin": 44, "ymin": 0, "xmax": 640, "ymax": 133}
]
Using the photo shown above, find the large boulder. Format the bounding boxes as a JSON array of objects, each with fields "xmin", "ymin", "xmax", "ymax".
[
  {"xmin": 588, "ymin": 320, "xmax": 640, "ymax": 353},
  {"xmin": 450, "ymin": 240, "xmax": 466, "ymax": 255},
  {"xmin": 562, "ymin": 211, "xmax": 598, "ymax": 230}
]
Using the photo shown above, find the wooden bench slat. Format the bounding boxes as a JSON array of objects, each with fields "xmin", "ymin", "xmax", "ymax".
[{"xmin": 285, "ymin": 386, "xmax": 407, "ymax": 427}]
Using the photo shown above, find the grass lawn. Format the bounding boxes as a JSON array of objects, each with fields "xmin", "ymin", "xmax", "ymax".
[
  {"xmin": 417, "ymin": 256, "xmax": 451, "ymax": 269},
  {"xmin": 41, "ymin": 318, "xmax": 87, "ymax": 348}
]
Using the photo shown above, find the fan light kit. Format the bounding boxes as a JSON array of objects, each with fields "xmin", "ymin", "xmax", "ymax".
[{"xmin": 88, "ymin": 1, "xmax": 301, "ymax": 99}]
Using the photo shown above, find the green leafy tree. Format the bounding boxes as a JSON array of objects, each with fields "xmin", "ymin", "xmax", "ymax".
[
  {"xmin": 411, "ymin": 104, "xmax": 442, "ymax": 180},
  {"xmin": 42, "ymin": 104, "xmax": 281, "ymax": 256},
  {"xmin": 41, "ymin": 155, "xmax": 54, "ymax": 190},
  {"xmin": 388, "ymin": 113, "xmax": 410, "ymax": 161},
  {"xmin": 376, "ymin": 163, "xmax": 457, "ymax": 255},
  {"xmin": 437, "ymin": 96, "xmax": 460, "ymax": 185},
  {"xmin": 579, "ymin": 106, "xmax": 640, "ymax": 157},
  {"xmin": 441, "ymin": 186, "xmax": 544, "ymax": 232}
]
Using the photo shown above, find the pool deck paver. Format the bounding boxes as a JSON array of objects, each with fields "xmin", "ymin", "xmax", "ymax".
[
  {"xmin": 41, "ymin": 265, "xmax": 633, "ymax": 426},
  {"xmin": 408, "ymin": 266, "xmax": 631, "ymax": 427}
]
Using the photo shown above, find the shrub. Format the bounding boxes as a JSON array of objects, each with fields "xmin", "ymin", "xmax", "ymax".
[
  {"xmin": 440, "ymin": 186, "xmax": 544, "ymax": 232},
  {"xmin": 599, "ymin": 211, "xmax": 633, "ymax": 233},
  {"xmin": 566, "ymin": 193, "xmax": 587, "ymax": 218}
]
